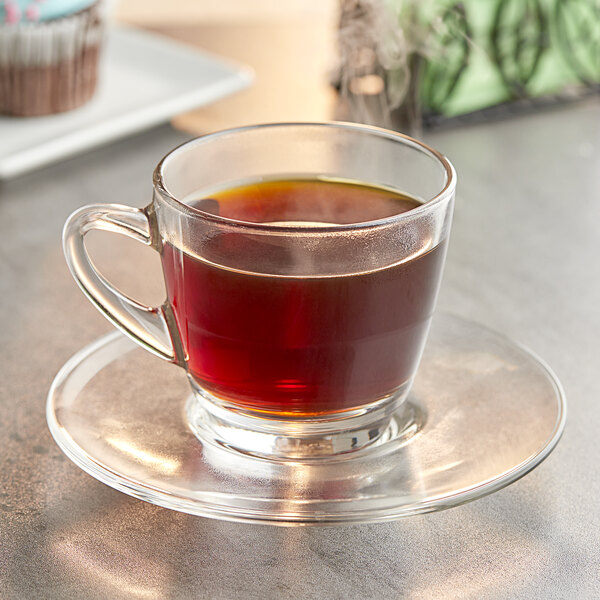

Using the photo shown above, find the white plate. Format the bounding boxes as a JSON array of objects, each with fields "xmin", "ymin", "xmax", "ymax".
[{"xmin": 0, "ymin": 26, "xmax": 253, "ymax": 179}]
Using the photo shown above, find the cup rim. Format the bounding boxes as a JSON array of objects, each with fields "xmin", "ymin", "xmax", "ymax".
[{"xmin": 153, "ymin": 121, "xmax": 457, "ymax": 233}]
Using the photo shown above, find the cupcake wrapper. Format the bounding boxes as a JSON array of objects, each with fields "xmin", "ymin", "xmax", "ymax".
[{"xmin": 0, "ymin": 4, "xmax": 104, "ymax": 116}]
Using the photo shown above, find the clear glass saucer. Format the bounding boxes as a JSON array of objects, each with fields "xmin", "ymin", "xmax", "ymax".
[{"xmin": 47, "ymin": 313, "xmax": 566, "ymax": 526}]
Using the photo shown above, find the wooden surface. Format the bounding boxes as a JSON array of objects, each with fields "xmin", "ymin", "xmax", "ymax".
[
  {"xmin": 158, "ymin": 22, "xmax": 337, "ymax": 134},
  {"xmin": 115, "ymin": 0, "xmax": 336, "ymax": 25},
  {"xmin": 116, "ymin": 2, "xmax": 338, "ymax": 134}
]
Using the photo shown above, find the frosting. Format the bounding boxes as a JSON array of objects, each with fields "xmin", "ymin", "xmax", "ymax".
[{"xmin": 1, "ymin": 0, "xmax": 96, "ymax": 24}]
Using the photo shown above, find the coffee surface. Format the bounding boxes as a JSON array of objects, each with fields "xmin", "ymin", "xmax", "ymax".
[{"xmin": 186, "ymin": 178, "xmax": 421, "ymax": 225}]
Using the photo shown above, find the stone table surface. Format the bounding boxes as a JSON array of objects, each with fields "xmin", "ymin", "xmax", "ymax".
[{"xmin": 1, "ymin": 101, "xmax": 599, "ymax": 599}]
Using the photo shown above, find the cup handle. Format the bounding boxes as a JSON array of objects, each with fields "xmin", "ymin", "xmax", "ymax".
[{"xmin": 63, "ymin": 203, "xmax": 176, "ymax": 362}]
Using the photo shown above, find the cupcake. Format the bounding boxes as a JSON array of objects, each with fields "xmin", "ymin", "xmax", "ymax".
[{"xmin": 0, "ymin": 0, "xmax": 105, "ymax": 116}]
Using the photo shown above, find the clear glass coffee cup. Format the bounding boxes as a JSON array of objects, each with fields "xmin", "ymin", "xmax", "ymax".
[{"xmin": 63, "ymin": 122, "xmax": 456, "ymax": 459}]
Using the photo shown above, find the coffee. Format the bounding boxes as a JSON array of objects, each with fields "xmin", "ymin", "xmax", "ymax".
[{"xmin": 161, "ymin": 179, "xmax": 447, "ymax": 416}]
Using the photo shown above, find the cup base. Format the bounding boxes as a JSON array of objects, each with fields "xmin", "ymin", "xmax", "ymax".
[{"xmin": 186, "ymin": 383, "xmax": 423, "ymax": 460}]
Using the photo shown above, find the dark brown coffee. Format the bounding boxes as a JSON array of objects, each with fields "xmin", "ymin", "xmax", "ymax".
[{"xmin": 161, "ymin": 179, "xmax": 446, "ymax": 416}]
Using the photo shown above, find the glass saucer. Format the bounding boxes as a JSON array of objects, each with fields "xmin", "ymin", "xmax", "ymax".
[{"xmin": 47, "ymin": 313, "xmax": 566, "ymax": 526}]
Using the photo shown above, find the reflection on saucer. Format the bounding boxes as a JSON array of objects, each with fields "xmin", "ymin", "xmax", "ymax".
[{"xmin": 105, "ymin": 437, "xmax": 180, "ymax": 475}]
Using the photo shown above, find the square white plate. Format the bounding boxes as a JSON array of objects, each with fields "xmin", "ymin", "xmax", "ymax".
[{"xmin": 0, "ymin": 26, "xmax": 253, "ymax": 179}]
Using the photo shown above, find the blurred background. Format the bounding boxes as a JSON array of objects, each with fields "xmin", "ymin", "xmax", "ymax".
[
  {"xmin": 117, "ymin": 0, "xmax": 339, "ymax": 132},
  {"xmin": 2, "ymin": 0, "xmax": 598, "ymax": 176},
  {"xmin": 114, "ymin": 0, "xmax": 599, "ymax": 135}
]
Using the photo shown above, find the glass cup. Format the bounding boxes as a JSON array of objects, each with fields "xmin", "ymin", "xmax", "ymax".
[{"xmin": 63, "ymin": 122, "xmax": 456, "ymax": 459}]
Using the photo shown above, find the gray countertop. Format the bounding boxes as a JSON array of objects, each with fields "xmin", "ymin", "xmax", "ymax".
[{"xmin": 1, "ymin": 101, "xmax": 599, "ymax": 599}]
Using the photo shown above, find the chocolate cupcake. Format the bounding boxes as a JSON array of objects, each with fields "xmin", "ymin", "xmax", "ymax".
[{"xmin": 0, "ymin": 0, "xmax": 105, "ymax": 116}]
